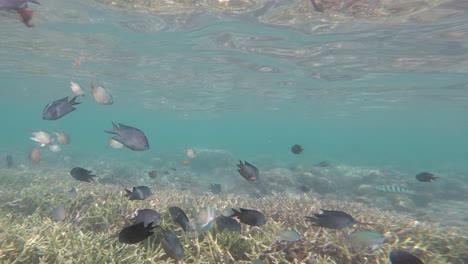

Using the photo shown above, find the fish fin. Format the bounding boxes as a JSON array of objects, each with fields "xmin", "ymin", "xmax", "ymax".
[
  {"xmin": 124, "ymin": 189, "xmax": 132, "ymax": 197},
  {"xmin": 69, "ymin": 96, "xmax": 81, "ymax": 106},
  {"xmin": 229, "ymin": 208, "xmax": 241, "ymax": 218},
  {"xmin": 237, "ymin": 160, "xmax": 243, "ymax": 167},
  {"xmin": 304, "ymin": 216, "xmax": 318, "ymax": 222},
  {"xmin": 30, "ymin": 0, "xmax": 40, "ymax": 5},
  {"xmin": 105, "ymin": 122, "xmax": 120, "ymax": 135},
  {"xmin": 17, "ymin": 8, "xmax": 34, "ymax": 27}
]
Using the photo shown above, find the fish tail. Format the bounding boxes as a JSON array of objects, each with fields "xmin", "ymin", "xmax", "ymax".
[
  {"xmin": 17, "ymin": 8, "xmax": 34, "ymax": 27},
  {"xmin": 229, "ymin": 208, "xmax": 241, "ymax": 218},
  {"xmin": 124, "ymin": 189, "xmax": 132, "ymax": 197},
  {"xmin": 69, "ymin": 96, "xmax": 81, "ymax": 106},
  {"xmin": 105, "ymin": 122, "xmax": 119, "ymax": 135},
  {"xmin": 304, "ymin": 216, "xmax": 318, "ymax": 223}
]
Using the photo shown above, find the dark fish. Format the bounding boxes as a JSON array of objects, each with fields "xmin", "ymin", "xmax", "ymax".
[
  {"xmin": 305, "ymin": 209, "xmax": 355, "ymax": 229},
  {"xmin": 390, "ymin": 249, "xmax": 424, "ymax": 264},
  {"xmin": 230, "ymin": 208, "xmax": 266, "ymax": 226},
  {"xmin": 237, "ymin": 160, "xmax": 259, "ymax": 181},
  {"xmin": 118, "ymin": 222, "xmax": 156, "ymax": 244},
  {"xmin": 105, "ymin": 122, "xmax": 149, "ymax": 151},
  {"xmin": 216, "ymin": 215, "xmax": 241, "ymax": 232},
  {"xmin": 125, "ymin": 186, "xmax": 152, "ymax": 200},
  {"xmin": 169, "ymin": 206, "xmax": 190, "ymax": 232},
  {"xmin": 291, "ymin": 144, "xmax": 303, "ymax": 154},
  {"xmin": 134, "ymin": 209, "xmax": 161, "ymax": 227},
  {"xmin": 0, "ymin": 0, "xmax": 39, "ymax": 27},
  {"xmin": 162, "ymin": 228, "xmax": 184, "ymax": 261},
  {"xmin": 42, "ymin": 96, "xmax": 80, "ymax": 120},
  {"xmin": 5, "ymin": 154, "xmax": 13, "ymax": 168},
  {"xmin": 69, "ymin": 167, "xmax": 96, "ymax": 182},
  {"xmin": 210, "ymin": 183, "xmax": 222, "ymax": 194},
  {"xmin": 415, "ymin": 172, "xmax": 438, "ymax": 182},
  {"xmin": 148, "ymin": 170, "xmax": 157, "ymax": 179},
  {"xmin": 314, "ymin": 161, "xmax": 331, "ymax": 167}
]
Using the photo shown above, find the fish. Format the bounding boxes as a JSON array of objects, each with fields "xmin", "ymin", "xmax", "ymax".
[
  {"xmin": 42, "ymin": 96, "xmax": 81, "ymax": 120},
  {"xmin": 277, "ymin": 229, "xmax": 301, "ymax": 241},
  {"xmin": 216, "ymin": 215, "xmax": 241, "ymax": 232},
  {"xmin": 375, "ymin": 185, "xmax": 413, "ymax": 193},
  {"xmin": 133, "ymin": 209, "xmax": 161, "ymax": 227},
  {"xmin": 230, "ymin": 208, "xmax": 266, "ymax": 226},
  {"xmin": 169, "ymin": 206, "xmax": 190, "ymax": 232},
  {"xmin": 314, "ymin": 161, "xmax": 331, "ymax": 167},
  {"xmin": 91, "ymin": 85, "xmax": 113, "ymax": 105},
  {"xmin": 0, "ymin": 0, "xmax": 39, "ymax": 27},
  {"xmin": 105, "ymin": 122, "xmax": 149, "ymax": 151},
  {"xmin": 55, "ymin": 131, "xmax": 70, "ymax": 145},
  {"xmin": 305, "ymin": 209, "xmax": 355, "ymax": 229},
  {"xmin": 348, "ymin": 230, "xmax": 385, "ymax": 250},
  {"xmin": 162, "ymin": 228, "xmax": 184, "ymax": 261},
  {"xmin": 5, "ymin": 154, "xmax": 13, "ymax": 168},
  {"xmin": 390, "ymin": 249, "xmax": 424, "ymax": 264},
  {"xmin": 68, "ymin": 187, "xmax": 77, "ymax": 199},
  {"xmin": 118, "ymin": 221, "xmax": 156, "ymax": 244},
  {"xmin": 108, "ymin": 138, "xmax": 124, "ymax": 149},
  {"xmin": 69, "ymin": 167, "xmax": 96, "ymax": 182},
  {"xmin": 29, "ymin": 147, "xmax": 41, "ymax": 163},
  {"xmin": 209, "ymin": 183, "xmax": 222, "ymax": 194},
  {"xmin": 70, "ymin": 81, "xmax": 84, "ymax": 96},
  {"xmin": 193, "ymin": 206, "xmax": 217, "ymax": 234},
  {"xmin": 125, "ymin": 186, "xmax": 152, "ymax": 200},
  {"xmin": 237, "ymin": 160, "xmax": 259, "ymax": 181},
  {"xmin": 48, "ymin": 144, "xmax": 61, "ymax": 153},
  {"xmin": 186, "ymin": 148, "xmax": 196, "ymax": 159},
  {"xmin": 309, "ymin": 0, "xmax": 324, "ymax": 12},
  {"xmin": 182, "ymin": 160, "xmax": 190, "ymax": 166},
  {"xmin": 30, "ymin": 131, "xmax": 54, "ymax": 146},
  {"xmin": 291, "ymin": 144, "xmax": 303, "ymax": 154},
  {"xmin": 148, "ymin": 170, "xmax": 157, "ymax": 179},
  {"xmin": 415, "ymin": 172, "xmax": 438, "ymax": 182},
  {"xmin": 51, "ymin": 205, "xmax": 69, "ymax": 222}
]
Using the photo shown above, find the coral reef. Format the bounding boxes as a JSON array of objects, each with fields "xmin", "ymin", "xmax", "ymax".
[{"xmin": 0, "ymin": 167, "xmax": 467, "ymax": 263}]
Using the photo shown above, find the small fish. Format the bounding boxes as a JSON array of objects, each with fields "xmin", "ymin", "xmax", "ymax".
[
  {"xmin": 42, "ymin": 96, "xmax": 81, "ymax": 120},
  {"xmin": 70, "ymin": 81, "xmax": 84, "ymax": 96},
  {"xmin": 169, "ymin": 206, "xmax": 190, "ymax": 232},
  {"xmin": 91, "ymin": 85, "xmax": 113, "ymax": 105},
  {"xmin": 118, "ymin": 222, "xmax": 156, "ymax": 244},
  {"xmin": 210, "ymin": 183, "xmax": 222, "ymax": 194},
  {"xmin": 69, "ymin": 167, "xmax": 96, "ymax": 182},
  {"xmin": 193, "ymin": 206, "xmax": 217, "ymax": 234},
  {"xmin": 68, "ymin": 187, "xmax": 77, "ymax": 199},
  {"xmin": 0, "ymin": 0, "xmax": 39, "ymax": 27},
  {"xmin": 133, "ymin": 209, "xmax": 161, "ymax": 227},
  {"xmin": 125, "ymin": 186, "xmax": 152, "ymax": 200},
  {"xmin": 51, "ymin": 205, "xmax": 69, "ymax": 222},
  {"xmin": 390, "ymin": 249, "xmax": 424, "ymax": 264},
  {"xmin": 305, "ymin": 209, "xmax": 355, "ymax": 229},
  {"xmin": 237, "ymin": 160, "xmax": 259, "ymax": 181},
  {"xmin": 30, "ymin": 147, "xmax": 41, "ymax": 163},
  {"xmin": 30, "ymin": 131, "xmax": 54, "ymax": 146},
  {"xmin": 55, "ymin": 131, "xmax": 70, "ymax": 145},
  {"xmin": 216, "ymin": 215, "xmax": 241, "ymax": 232},
  {"xmin": 291, "ymin": 144, "xmax": 303, "ymax": 154},
  {"xmin": 5, "ymin": 154, "xmax": 13, "ymax": 168},
  {"xmin": 348, "ymin": 230, "xmax": 385, "ymax": 250},
  {"xmin": 182, "ymin": 160, "xmax": 190, "ymax": 166},
  {"xmin": 314, "ymin": 161, "xmax": 331, "ymax": 167},
  {"xmin": 416, "ymin": 172, "xmax": 438, "ymax": 182},
  {"xmin": 148, "ymin": 170, "xmax": 157, "ymax": 179},
  {"xmin": 277, "ymin": 229, "xmax": 301, "ymax": 241},
  {"xmin": 105, "ymin": 122, "xmax": 149, "ymax": 151},
  {"xmin": 186, "ymin": 148, "xmax": 196, "ymax": 159},
  {"xmin": 230, "ymin": 208, "xmax": 266, "ymax": 226},
  {"xmin": 48, "ymin": 144, "xmax": 61, "ymax": 153},
  {"xmin": 108, "ymin": 138, "xmax": 124, "ymax": 149},
  {"xmin": 162, "ymin": 228, "xmax": 184, "ymax": 261},
  {"xmin": 376, "ymin": 185, "xmax": 413, "ymax": 193}
]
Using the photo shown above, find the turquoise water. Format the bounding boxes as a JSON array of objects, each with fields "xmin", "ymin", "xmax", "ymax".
[{"xmin": 1, "ymin": 0, "xmax": 468, "ymax": 173}]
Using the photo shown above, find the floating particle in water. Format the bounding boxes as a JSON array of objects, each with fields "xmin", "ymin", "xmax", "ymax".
[
  {"xmin": 348, "ymin": 230, "xmax": 385, "ymax": 250},
  {"xmin": 162, "ymin": 228, "xmax": 184, "ymax": 261},
  {"xmin": 209, "ymin": 183, "xmax": 222, "ymax": 194},
  {"xmin": 105, "ymin": 122, "xmax": 149, "ymax": 151},
  {"xmin": 118, "ymin": 222, "xmax": 156, "ymax": 244},
  {"xmin": 125, "ymin": 186, "xmax": 152, "ymax": 200},
  {"xmin": 186, "ymin": 148, "xmax": 196, "ymax": 159},
  {"xmin": 70, "ymin": 81, "xmax": 84, "ymax": 96},
  {"xmin": 230, "ymin": 208, "xmax": 266, "ymax": 226},
  {"xmin": 42, "ymin": 96, "xmax": 81, "ymax": 120},
  {"xmin": 148, "ymin": 170, "xmax": 158, "ymax": 179},
  {"xmin": 415, "ymin": 172, "xmax": 438, "ymax": 182},
  {"xmin": 375, "ymin": 185, "xmax": 413, "ymax": 194},
  {"xmin": 305, "ymin": 209, "xmax": 355, "ymax": 229},
  {"xmin": 91, "ymin": 85, "xmax": 113, "ymax": 105},
  {"xmin": 237, "ymin": 160, "xmax": 259, "ymax": 181},
  {"xmin": 133, "ymin": 209, "xmax": 161, "ymax": 227},
  {"xmin": 390, "ymin": 249, "xmax": 424, "ymax": 264},
  {"xmin": 277, "ymin": 229, "xmax": 301, "ymax": 241},
  {"xmin": 51, "ymin": 205, "xmax": 69, "ymax": 222},
  {"xmin": 30, "ymin": 131, "xmax": 54, "ymax": 146},
  {"xmin": 291, "ymin": 144, "xmax": 303, "ymax": 154},
  {"xmin": 182, "ymin": 160, "xmax": 190, "ymax": 166},
  {"xmin": 55, "ymin": 131, "xmax": 70, "ymax": 145},
  {"xmin": 30, "ymin": 147, "xmax": 41, "ymax": 164},
  {"xmin": 5, "ymin": 154, "xmax": 13, "ymax": 168},
  {"xmin": 216, "ymin": 215, "xmax": 241, "ymax": 232},
  {"xmin": 169, "ymin": 206, "xmax": 190, "ymax": 232},
  {"xmin": 69, "ymin": 167, "xmax": 96, "ymax": 182}
]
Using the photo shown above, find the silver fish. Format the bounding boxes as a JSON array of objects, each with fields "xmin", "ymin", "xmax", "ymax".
[{"xmin": 375, "ymin": 185, "xmax": 413, "ymax": 194}]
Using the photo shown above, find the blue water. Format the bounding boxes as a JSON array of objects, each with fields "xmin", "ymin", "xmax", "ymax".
[{"xmin": 1, "ymin": 0, "xmax": 468, "ymax": 175}]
